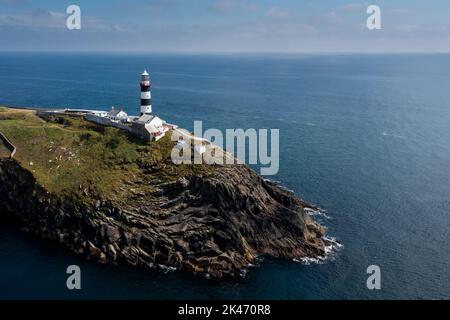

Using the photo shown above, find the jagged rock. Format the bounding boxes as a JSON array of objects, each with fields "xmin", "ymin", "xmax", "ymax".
[
  {"xmin": 0, "ymin": 159, "xmax": 329, "ymax": 279},
  {"xmin": 105, "ymin": 225, "xmax": 121, "ymax": 243}
]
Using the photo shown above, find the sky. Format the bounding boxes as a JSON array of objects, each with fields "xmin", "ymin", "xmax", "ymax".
[{"xmin": 0, "ymin": 0, "xmax": 449, "ymax": 53}]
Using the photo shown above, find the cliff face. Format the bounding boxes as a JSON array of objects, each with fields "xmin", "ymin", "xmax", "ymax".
[
  {"xmin": 0, "ymin": 107, "xmax": 331, "ymax": 278},
  {"xmin": 0, "ymin": 158, "xmax": 328, "ymax": 278}
]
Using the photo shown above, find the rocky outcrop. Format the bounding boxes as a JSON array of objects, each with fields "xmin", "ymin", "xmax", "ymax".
[{"xmin": 0, "ymin": 159, "xmax": 329, "ymax": 278}]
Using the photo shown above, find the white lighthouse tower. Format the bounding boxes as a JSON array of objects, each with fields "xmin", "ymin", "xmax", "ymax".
[{"xmin": 140, "ymin": 70, "xmax": 152, "ymax": 115}]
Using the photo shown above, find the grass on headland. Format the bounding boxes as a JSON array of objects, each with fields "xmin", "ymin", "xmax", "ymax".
[{"xmin": 0, "ymin": 107, "xmax": 212, "ymax": 205}]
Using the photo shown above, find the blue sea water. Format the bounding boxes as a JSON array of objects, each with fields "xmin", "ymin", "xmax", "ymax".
[{"xmin": 0, "ymin": 53, "xmax": 449, "ymax": 299}]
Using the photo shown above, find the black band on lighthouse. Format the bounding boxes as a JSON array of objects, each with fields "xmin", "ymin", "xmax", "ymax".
[{"xmin": 140, "ymin": 70, "xmax": 152, "ymax": 115}]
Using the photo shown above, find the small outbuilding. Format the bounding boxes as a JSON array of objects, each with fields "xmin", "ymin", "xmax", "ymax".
[
  {"xmin": 107, "ymin": 107, "xmax": 128, "ymax": 120},
  {"xmin": 131, "ymin": 114, "xmax": 168, "ymax": 141}
]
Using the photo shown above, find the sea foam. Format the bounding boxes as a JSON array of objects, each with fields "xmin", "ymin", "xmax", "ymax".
[
  {"xmin": 293, "ymin": 236, "xmax": 343, "ymax": 265},
  {"xmin": 304, "ymin": 207, "xmax": 331, "ymax": 219}
]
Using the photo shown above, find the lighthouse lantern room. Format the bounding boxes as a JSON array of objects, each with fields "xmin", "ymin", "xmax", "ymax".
[{"xmin": 140, "ymin": 70, "xmax": 152, "ymax": 115}]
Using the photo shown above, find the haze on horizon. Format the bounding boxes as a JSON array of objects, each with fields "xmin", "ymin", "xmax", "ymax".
[{"xmin": 0, "ymin": 0, "xmax": 449, "ymax": 53}]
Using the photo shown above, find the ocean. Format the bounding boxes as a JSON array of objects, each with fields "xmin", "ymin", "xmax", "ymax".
[{"xmin": 0, "ymin": 53, "xmax": 449, "ymax": 299}]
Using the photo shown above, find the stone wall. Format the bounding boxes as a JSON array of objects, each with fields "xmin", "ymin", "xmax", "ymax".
[
  {"xmin": 85, "ymin": 114, "xmax": 152, "ymax": 142},
  {"xmin": 84, "ymin": 114, "xmax": 134, "ymax": 133},
  {"xmin": 0, "ymin": 131, "xmax": 16, "ymax": 158}
]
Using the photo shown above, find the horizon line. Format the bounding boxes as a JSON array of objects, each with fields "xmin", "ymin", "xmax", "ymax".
[{"xmin": 0, "ymin": 50, "xmax": 449, "ymax": 55}]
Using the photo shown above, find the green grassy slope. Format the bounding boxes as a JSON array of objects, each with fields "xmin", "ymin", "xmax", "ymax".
[{"xmin": 0, "ymin": 107, "xmax": 211, "ymax": 205}]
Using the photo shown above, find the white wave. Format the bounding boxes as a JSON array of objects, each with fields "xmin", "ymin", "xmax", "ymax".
[
  {"xmin": 323, "ymin": 236, "xmax": 344, "ymax": 254},
  {"xmin": 293, "ymin": 236, "xmax": 343, "ymax": 265},
  {"xmin": 263, "ymin": 178, "xmax": 281, "ymax": 184},
  {"xmin": 381, "ymin": 131, "xmax": 406, "ymax": 139},
  {"xmin": 247, "ymin": 256, "xmax": 264, "ymax": 268},
  {"xmin": 158, "ymin": 264, "xmax": 177, "ymax": 273},
  {"xmin": 280, "ymin": 186, "xmax": 295, "ymax": 193},
  {"xmin": 263, "ymin": 178, "xmax": 295, "ymax": 193},
  {"xmin": 304, "ymin": 207, "xmax": 331, "ymax": 219},
  {"xmin": 293, "ymin": 257, "xmax": 323, "ymax": 265}
]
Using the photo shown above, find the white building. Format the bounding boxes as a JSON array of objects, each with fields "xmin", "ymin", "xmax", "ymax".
[
  {"xmin": 65, "ymin": 109, "xmax": 108, "ymax": 117},
  {"xmin": 92, "ymin": 110, "xmax": 108, "ymax": 117},
  {"xmin": 107, "ymin": 107, "xmax": 128, "ymax": 120},
  {"xmin": 131, "ymin": 114, "xmax": 168, "ymax": 141},
  {"xmin": 82, "ymin": 71, "xmax": 171, "ymax": 142}
]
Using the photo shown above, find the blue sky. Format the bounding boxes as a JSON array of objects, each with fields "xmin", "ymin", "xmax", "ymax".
[{"xmin": 1, "ymin": 0, "xmax": 449, "ymax": 52}]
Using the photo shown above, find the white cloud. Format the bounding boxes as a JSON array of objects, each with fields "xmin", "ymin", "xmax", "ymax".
[
  {"xmin": 0, "ymin": 8, "xmax": 120, "ymax": 32},
  {"xmin": 341, "ymin": 2, "xmax": 369, "ymax": 13},
  {"xmin": 324, "ymin": 11, "xmax": 344, "ymax": 25},
  {"xmin": 266, "ymin": 6, "xmax": 290, "ymax": 19},
  {"xmin": 387, "ymin": 8, "xmax": 413, "ymax": 16},
  {"xmin": 0, "ymin": 2, "xmax": 449, "ymax": 53},
  {"xmin": 0, "ymin": 9, "xmax": 65, "ymax": 29},
  {"xmin": 0, "ymin": 0, "xmax": 29, "ymax": 5},
  {"xmin": 209, "ymin": 0, "xmax": 258, "ymax": 14}
]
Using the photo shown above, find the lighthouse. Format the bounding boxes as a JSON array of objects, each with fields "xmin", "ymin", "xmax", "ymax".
[{"xmin": 140, "ymin": 70, "xmax": 152, "ymax": 115}]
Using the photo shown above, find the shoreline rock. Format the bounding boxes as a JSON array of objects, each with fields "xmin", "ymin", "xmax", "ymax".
[{"xmin": 0, "ymin": 158, "xmax": 330, "ymax": 278}]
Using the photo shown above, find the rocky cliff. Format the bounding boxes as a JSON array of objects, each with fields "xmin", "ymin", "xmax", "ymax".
[
  {"xmin": 0, "ymin": 107, "xmax": 331, "ymax": 278},
  {"xmin": 0, "ymin": 158, "xmax": 331, "ymax": 278}
]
